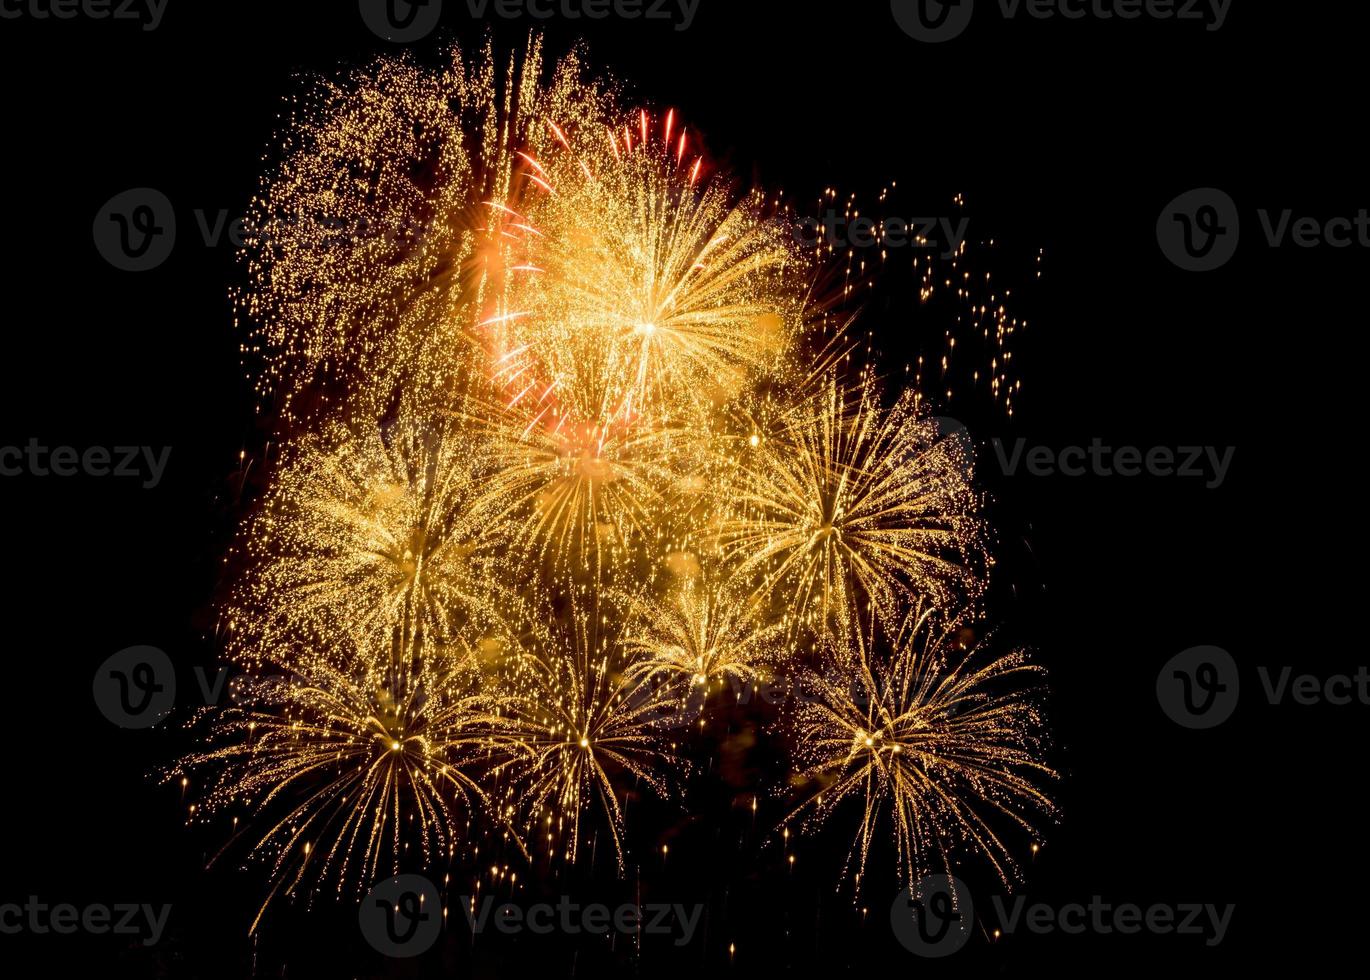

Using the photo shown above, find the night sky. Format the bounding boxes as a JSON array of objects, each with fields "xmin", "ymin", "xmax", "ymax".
[{"xmin": 1, "ymin": 2, "xmax": 1362, "ymax": 976}]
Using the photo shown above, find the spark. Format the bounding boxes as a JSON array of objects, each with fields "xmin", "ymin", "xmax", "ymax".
[
  {"xmin": 786, "ymin": 603, "xmax": 1057, "ymax": 892},
  {"xmin": 489, "ymin": 598, "xmax": 689, "ymax": 871},
  {"xmin": 711, "ymin": 374, "xmax": 985, "ymax": 637}
]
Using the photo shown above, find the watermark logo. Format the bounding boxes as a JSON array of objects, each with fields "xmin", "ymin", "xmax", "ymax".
[
  {"xmin": 1160, "ymin": 647, "xmax": 1370, "ymax": 728},
  {"xmin": 359, "ymin": 874, "xmax": 442, "ymax": 957},
  {"xmin": 95, "ymin": 189, "xmax": 436, "ymax": 271},
  {"xmin": 993, "ymin": 439, "xmax": 1235, "ymax": 489},
  {"xmin": 934, "ymin": 416, "xmax": 975, "ymax": 481},
  {"xmin": 990, "ymin": 894, "xmax": 1234, "ymax": 946},
  {"xmin": 92, "ymin": 656, "xmax": 363, "ymax": 728},
  {"xmin": 890, "ymin": 0, "xmax": 974, "ymax": 42},
  {"xmin": 359, "ymin": 0, "xmax": 443, "ymax": 42},
  {"xmin": 457, "ymin": 895, "xmax": 704, "ymax": 945},
  {"xmin": 895, "ymin": 0, "xmax": 1230, "ymax": 41},
  {"xmin": 93, "ymin": 189, "xmax": 175, "ymax": 272},
  {"xmin": 0, "ymin": 898, "xmax": 171, "ymax": 945},
  {"xmin": 1157, "ymin": 646, "xmax": 1239, "ymax": 729},
  {"xmin": 460, "ymin": 0, "xmax": 699, "ymax": 31},
  {"xmin": 0, "ymin": 0, "xmax": 168, "ymax": 30},
  {"xmin": 1, "ymin": 441, "xmax": 172, "ymax": 488},
  {"xmin": 795, "ymin": 211, "xmax": 968, "ymax": 259},
  {"xmin": 1159, "ymin": 189, "xmax": 1370, "ymax": 270},
  {"xmin": 93, "ymin": 646, "xmax": 176, "ymax": 729},
  {"xmin": 892, "ymin": 876, "xmax": 1235, "ymax": 954},
  {"xmin": 1157, "ymin": 188, "xmax": 1240, "ymax": 272},
  {"xmin": 890, "ymin": 874, "xmax": 974, "ymax": 957}
]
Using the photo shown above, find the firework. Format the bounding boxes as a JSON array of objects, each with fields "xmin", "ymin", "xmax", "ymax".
[
  {"xmin": 235, "ymin": 36, "xmax": 616, "ymax": 422},
  {"xmin": 487, "ymin": 596, "xmax": 688, "ymax": 871},
  {"xmin": 227, "ymin": 411, "xmax": 500, "ymax": 656},
  {"xmin": 452, "ymin": 387, "xmax": 684, "ymax": 580},
  {"xmin": 621, "ymin": 567, "xmax": 786, "ymax": 697},
  {"xmin": 785, "ymin": 604, "xmax": 1057, "ymax": 892},
  {"xmin": 172, "ymin": 632, "xmax": 516, "ymax": 931},
  {"xmin": 482, "ymin": 108, "xmax": 809, "ymax": 431},
  {"xmin": 189, "ymin": 31, "xmax": 1054, "ymax": 936},
  {"xmin": 801, "ymin": 185, "xmax": 1034, "ymax": 420},
  {"xmin": 710, "ymin": 373, "xmax": 986, "ymax": 637}
]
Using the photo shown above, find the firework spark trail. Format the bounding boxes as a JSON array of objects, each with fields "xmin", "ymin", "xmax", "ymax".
[
  {"xmin": 786, "ymin": 603, "xmax": 1057, "ymax": 893},
  {"xmin": 620, "ymin": 567, "xmax": 786, "ymax": 696},
  {"xmin": 710, "ymin": 373, "xmax": 986, "ymax": 638},
  {"xmin": 486, "ymin": 595, "xmax": 688, "ymax": 872},
  {"xmin": 236, "ymin": 36, "xmax": 617, "ymax": 423},
  {"xmin": 802, "ymin": 185, "xmax": 1033, "ymax": 419},
  {"xmin": 170, "ymin": 633, "xmax": 523, "ymax": 932},
  {"xmin": 226, "ymin": 411, "xmax": 501, "ymax": 657}
]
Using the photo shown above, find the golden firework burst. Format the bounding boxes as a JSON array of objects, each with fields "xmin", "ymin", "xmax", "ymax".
[
  {"xmin": 172, "ymin": 632, "xmax": 516, "ymax": 931},
  {"xmin": 228, "ymin": 411, "xmax": 499, "ymax": 656},
  {"xmin": 710, "ymin": 374, "xmax": 986, "ymax": 637},
  {"xmin": 786, "ymin": 604, "xmax": 1057, "ymax": 892},
  {"xmin": 452, "ymin": 380, "xmax": 687, "ymax": 579},
  {"xmin": 187, "ymin": 33, "xmax": 1052, "ymax": 934},
  {"xmin": 621, "ymin": 567, "xmax": 785, "ymax": 696},
  {"xmin": 482, "ymin": 109, "xmax": 809, "ymax": 431},
  {"xmin": 486, "ymin": 596, "xmax": 688, "ymax": 871},
  {"xmin": 236, "ymin": 36, "xmax": 616, "ymax": 422}
]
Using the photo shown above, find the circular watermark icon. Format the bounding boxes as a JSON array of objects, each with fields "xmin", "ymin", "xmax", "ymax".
[
  {"xmin": 1157, "ymin": 188, "xmax": 1240, "ymax": 272},
  {"xmin": 359, "ymin": 0, "xmax": 442, "ymax": 42},
  {"xmin": 891, "ymin": 0, "xmax": 974, "ymax": 42},
  {"xmin": 933, "ymin": 416, "xmax": 975, "ymax": 482},
  {"xmin": 359, "ymin": 874, "xmax": 442, "ymax": 957},
  {"xmin": 93, "ymin": 189, "xmax": 176, "ymax": 272},
  {"xmin": 890, "ymin": 873, "xmax": 974, "ymax": 957},
  {"xmin": 93, "ymin": 645, "xmax": 176, "ymax": 728},
  {"xmin": 1157, "ymin": 645, "xmax": 1239, "ymax": 729}
]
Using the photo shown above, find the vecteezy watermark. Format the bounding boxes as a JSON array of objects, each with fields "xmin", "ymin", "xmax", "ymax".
[
  {"xmin": 93, "ymin": 189, "xmax": 175, "ymax": 272},
  {"xmin": 988, "ymin": 894, "xmax": 1234, "ymax": 947},
  {"xmin": 94, "ymin": 188, "xmax": 435, "ymax": 272},
  {"xmin": 463, "ymin": 0, "xmax": 699, "ymax": 31},
  {"xmin": 794, "ymin": 211, "xmax": 968, "ymax": 259},
  {"xmin": 358, "ymin": 0, "xmax": 443, "ymax": 42},
  {"xmin": 0, "ymin": 0, "xmax": 168, "ymax": 30},
  {"xmin": 457, "ymin": 894, "xmax": 705, "ymax": 946},
  {"xmin": 0, "ymin": 898, "xmax": 171, "ymax": 945},
  {"xmin": 1157, "ymin": 646, "xmax": 1239, "ymax": 729},
  {"xmin": 359, "ymin": 0, "xmax": 700, "ymax": 42},
  {"xmin": 94, "ymin": 646, "xmax": 177, "ymax": 729},
  {"xmin": 1158, "ymin": 188, "xmax": 1370, "ymax": 271},
  {"xmin": 890, "ymin": 875, "xmax": 974, "ymax": 957},
  {"xmin": 891, "ymin": 875, "xmax": 1234, "ymax": 956},
  {"xmin": 360, "ymin": 875, "xmax": 443, "ymax": 957},
  {"xmin": 1158, "ymin": 645, "xmax": 1370, "ymax": 728},
  {"xmin": 891, "ymin": 0, "xmax": 1230, "ymax": 43},
  {"xmin": 1, "ymin": 441, "xmax": 171, "ymax": 488},
  {"xmin": 992, "ymin": 439, "xmax": 1236, "ymax": 489},
  {"xmin": 1156, "ymin": 188, "xmax": 1239, "ymax": 272},
  {"xmin": 92, "ymin": 651, "xmax": 355, "ymax": 729}
]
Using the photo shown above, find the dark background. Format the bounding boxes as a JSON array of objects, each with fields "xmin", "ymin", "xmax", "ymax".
[{"xmin": 0, "ymin": 1, "xmax": 1360, "ymax": 976}]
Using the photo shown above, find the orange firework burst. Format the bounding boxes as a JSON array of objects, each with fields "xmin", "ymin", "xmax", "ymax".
[
  {"xmin": 480, "ymin": 108, "xmax": 809, "ymax": 429},
  {"xmin": 235, "ymin": 36, "xmax": 615, "ymax": 423}
]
